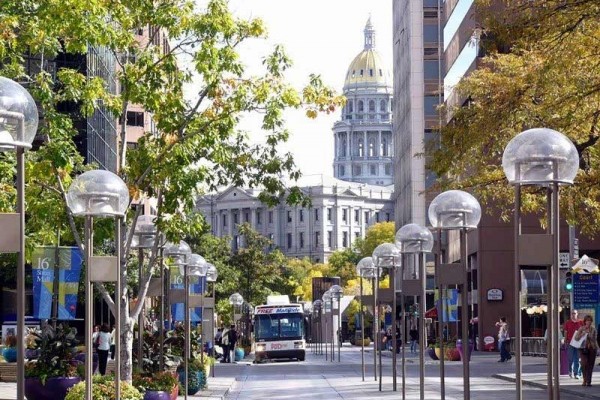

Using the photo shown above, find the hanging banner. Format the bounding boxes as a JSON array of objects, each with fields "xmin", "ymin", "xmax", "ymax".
[
  {"xmin": 170, "ymin": 266, "xmax": 206, "ymax": 323},
  {"xmin": 32, "ymin": 246, "xmax": 83, "ymax": 320},
  {"xmin": 435, "ymin": 288, "xmax": 458, "ymax": 322}
]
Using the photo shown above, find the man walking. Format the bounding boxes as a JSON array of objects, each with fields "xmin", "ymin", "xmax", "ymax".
[
  {"xmin": 221, "ymin": 326, "xmax": 230, "ymax": 363},
  {"xmin": 225, "ymin": 324, "xmax": 239, "ymax": 363},
  {"xmin": 496, "ymin": 317, "xmax": 512, "ymax": 362},
  {"xmin": 564, "ymin": 309, "xmax": 584, "ymax": 378}
]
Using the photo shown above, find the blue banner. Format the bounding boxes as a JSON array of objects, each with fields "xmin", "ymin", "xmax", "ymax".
[
  {"xmin": 435, "ymin": 288, "xmax": 458, "ymax": 323},
  {"xmin": 574, "ymin": 274, "xmax": 599, "ymax": 307},
  {"xmin": 170, "ymin": 266, "xmax": 206, "ymax": 323},
  {"xmin": 32, "ymin": 247, "xmax": 83, "ymax": 320}
]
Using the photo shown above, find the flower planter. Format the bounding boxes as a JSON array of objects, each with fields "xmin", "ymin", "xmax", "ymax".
[
  {"xmin": 25, "ymin": 376, "xmax": 81, "ymax": 400},
  {"xmin": 2, "ymin": 348, "xmax": 16, "ymax": 362},
  {"xmin": 434, "ymin": 347, "xmax": 460, "ymax": 361},
  {"xmin": 143, "ymin": 385, "xmax": 178, "ymax": 400},
  {"xmin": 178, "ymin": 370, "xmax": 203, "ymax": 395},
  {"xmin": 428, "ymin": 347, "xmax": 438, "ymax": 360}
]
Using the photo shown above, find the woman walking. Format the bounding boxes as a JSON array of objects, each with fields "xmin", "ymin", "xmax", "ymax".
[
  {"xmin": 97, "ymin": 324, "xmax": 112, "ymax": 375},
  {"xmin": 574, "ymin": 315, "xmax": 599, "ymax": 386}
]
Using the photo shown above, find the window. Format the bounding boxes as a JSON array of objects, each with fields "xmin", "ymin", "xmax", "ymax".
[
  {"xmin": 369, "ymin": 69, "xmax": 373, "ymax": 77},
  {"xmin": 287, "ymin": 210, "xmax": 292, "ymax": 223},
  {"xmin": 368, "ymin": 139, "xmax": 375, "ymax": 156},
  {"xmin": 268, "ymin": 211, "xmax": 273, "ymax": 224},
  {"xmin": 126, "ymin": 111, "xmax": 144, "ymax": 127},
  {"xmin": 386, "ymin": 213, "xmax": 390, "ymax": 222},
  {"xmin": 244, "ymin": 212, "xmax": 249, "ymax": 223},
  {"xmin": 299, "ymin": 232, "xmax": 304, "ymax": 248},
  {"xmin": 381, "ymin": 138, "xmax": 388, "ymax": 156},
  {"xmin": 338, "ymin": 165, "xmax": 345, "ymax": 176},
  {"xmin": 222, "ymin": 214, "xmax": 227, "ymax": 227},
  {"xmin": 369, "ymin": 100, "xmax": 375, "ymax": 112},
  {"xmin": 299, "ymin": 209, "xmax": 304, "ymax": 222},
  {"xmin": 370, "ymin": 165, "xmax": 377, "ymax": 175},
  {"xmin": 355, "ymin": 232, "xmax": 360, "ymax": 240},
  {"xmin": 315, "ymin": 208, "xmax": 319, "ymax": 221},
  {"xmin": 424, "ymin": 60, "xmax": 439, "ymax": 80},
  {"xmin": 327, "ymin": 231, "xmax": 333, "ymax": 248},
  {"xmin": 257, "ymin": 211, "xmax": 262, "ymax": 225},
  {"xmin": 358, "ymin": 101, "xmax": 364, "ymax": 112},
  {"xmin": 342, "ymin": 232, "xmax": 348, "ymax": 248},
  {"xmin": 348, "ymin": 100, "xmax": 354, "ymax": 113},
  {"xmin": 315, "ymin": 231, "xmax": 320, "ymax": 246},
  {"xmin": 424, "ymin": 96, "xmax": 440, "ymax": 116},
  {"xmin": 234, "ymin": 213, "xmax": 239, "ymax": 224},
  {"xmin": 341, "ymin": 138, "xmax": 347, "ymax": 157},
  {"xmin": 380, "ymin": 100, "xmax": 387, "ymax": 112},
  {"xmin": 424, "ymin": 24, "xmax": 439, "ymax": 43},
  {"xmin": 364, "ymin": 211, "xmax": 370, "ymax": 224},
  {"xmin": 327, "ymin": 207, "xmax": 332, "ymax": 222},
  {"xmin": 287, "ymin": 233, "xmax": 292, "ymax": 249},
  {"xmin": 342, "ymin": 209, "xmax": 348, "ymax": 223},
  {"xmin": 358, "ymin": 139, "xmax": 364, "ymax": 157},
  {"xmin": 375, "ymin": 212, "xmax": 380, "ymax": 222},
  {"xmin": 385, "ymin": 164, "xmax": 391, "ymax": 175},
  {"xmin": 360, "ymin": 69, "xmax": 364, "ymax": 76},
  {"xmin": 353, "ymin": 165, "xmax": 362, "ymax": 176},
  {"xmin": 354, "ymin": 209, "xmax": 359, "ymax": 222}
]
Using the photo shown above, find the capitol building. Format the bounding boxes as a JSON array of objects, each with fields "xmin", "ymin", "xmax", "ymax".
[{"xmin": 196, "ymin": 20, "xmax": 395, "ymax": 262}]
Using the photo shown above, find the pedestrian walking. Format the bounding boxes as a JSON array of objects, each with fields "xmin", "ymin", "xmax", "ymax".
[
  {"xmin": 97, "ymin": 324, "xmax": 112, "ymax": 375},
  {"xmin": 495, "ymin": 317, "xmax": 511, "ymax": 362},
  {"xmin": 409, "ymin": 315, "xmax": 418, "ymax": 353},
  {"xmin": 574, "ymin": 314, "xmax": 598, "ymax": 387},
  {"xmin": 221, "ymin": 326, "xmax": 230, "ymax": 362},
  {"xmin": 564, "ymin": 309, "xmax": 584, "ymax": 378},
  {"xmin": 226, "ymin": 324, "xmax": 239, "ymax": 362}
]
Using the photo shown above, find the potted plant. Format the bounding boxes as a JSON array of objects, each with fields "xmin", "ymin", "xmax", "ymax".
[
  {"xmin": 24, "ymin": 323, "xmax": 83, "ymax": 400},
  {"xmin": 2, "ymin": 334, "xmax": 17, "ymax": 362},
  {"xmin": 133, "ymin": 371, "xmax": 179, "ymax": 400},
  {"xmin": 177, "ymin": 358, "xmax": 206, "ymax": 396},
  {"xmin": 66, "ymin": 374, "xmax": 143, "ymax": 400},
  {"xmin": 427, "ymin": 341, "xmax": 439, "ymax": 361}
]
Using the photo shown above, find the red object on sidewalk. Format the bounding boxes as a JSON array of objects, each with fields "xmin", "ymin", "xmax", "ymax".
[{"xmin": 483, "ymin": 335, "xmax": 495, "ymax": 351}]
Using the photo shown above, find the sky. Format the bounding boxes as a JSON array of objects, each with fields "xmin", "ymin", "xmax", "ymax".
[{"xmin": 220, "ymin": 0, "xmax": 393, "ymax": 179}]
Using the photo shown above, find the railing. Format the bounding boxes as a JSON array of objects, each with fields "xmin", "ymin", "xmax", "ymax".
[{"xmin": 520, "ymin": 337, "xmax": 547, "ymax": 357}]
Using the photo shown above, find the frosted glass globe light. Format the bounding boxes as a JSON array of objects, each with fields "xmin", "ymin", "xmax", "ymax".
[
  {"xmin": 206, "ymin": 263, "xmax": 218, "ymax": 282},
  {"xmin": 322, "ymin": 290, "xmax": 332, "ymax": 302},
  {"xmin": 313, "ymin": 299, "xmax": 322, "ymax": 310},
  {"xmin": 131, "ymin": 215, "xmax": 160, "ymax": 249},
  {"xmin": 357, "ymin": 256, "xmax": 376, "ymax": 278},
  {"xmin": 329, "ymin": 284, "xmax": 344, "ymax": 300},
  {"xmin": 0, "ymin": 77, "xmax": 39, "ymax": 151},
  {"xmin": 395, "ymin": 223, "xmax": 434, "ymax": 253},
  {"xmin": 229, "ymin": 292, "xmax": 244, "ymax": 306},
  {"xmin": 372, "ymin": 243, "xmax": 401, "ymax": 267},
  {"xmin": 187, "ymin": 253, "xmax": 208, "ymax": 276},
  {"xmin": 428, "ymin": 190, "xmax": 481, "ymax": 229},
  {"xmin": 164, "ymin": 240, "xmax": 191, "ymax": 266},
  {"xmin": 66, "ymin": 170, "xmax": 129, "ymax": 217},
  {"xmin": 502, "ymin": 128, "xmax": 579, "ymax": 185}
]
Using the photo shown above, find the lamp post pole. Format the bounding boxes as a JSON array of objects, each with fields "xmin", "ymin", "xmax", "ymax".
[
  {"xmin": 84, "ymin": 217, "xmax": 93, "ymax": 400},
  {"xmin": 373, "ymin": 274, "xmax": 377, "ymax": 382},
  {"xmin": 360, "ymin": 276, "xmax": 365, "ymax": 381},
  {"xmin": 184, "ymin": 262, "xmax": 190, "ymax": 400}
]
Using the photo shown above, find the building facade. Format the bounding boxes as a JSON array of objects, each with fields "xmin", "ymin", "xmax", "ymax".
[
  {"xmin": 196, "ymin": 176, "xmax": 394, "ymax": 263},
  {"xmin": 333, "ymin": 19, "xmax": 394, "ymax": 187}
]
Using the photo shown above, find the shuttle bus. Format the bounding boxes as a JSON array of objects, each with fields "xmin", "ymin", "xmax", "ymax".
[{"xmin": 253, "ymin": 302, "xmax": 306, "ymax": 362}]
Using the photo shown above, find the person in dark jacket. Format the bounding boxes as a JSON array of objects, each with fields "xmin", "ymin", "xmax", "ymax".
[{"xmin": 225, "ymin": 325, "xmax": 238, "ymax": 363}]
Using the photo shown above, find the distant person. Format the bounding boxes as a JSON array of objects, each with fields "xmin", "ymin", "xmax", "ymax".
[
  {"xmin": 92, "ymin": 325, "xmax": 100, "ymax": 351},
  {"xmin": 225, "ymin": 324, "xmax": 239, "ymax": 363},
  {"xmin": 495, "ymin": 317, "xmax": 511, "ymax": 362},
  {"xmin": 221, "ymin": 326, "xmax": 230, "ymax": 363},
  {"xmin": 574, "ymin": 314, "xmax": 598, "ymax": 387},
  {"xmin": 565, "ymin": 309, "xmax": 584, "ymax": 379},
  {"xmin": 215, "ymin": 327, "xmax": 223, "ymax": 355},
  {"xmin": 409, "ymin": 315, "xmax": 418, "ymax": 354},
  {"xmin": 97, "ymin": 324, "xmax": 112, "ymax": 375}
]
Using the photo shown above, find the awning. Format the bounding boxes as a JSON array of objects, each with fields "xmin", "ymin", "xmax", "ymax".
[{"xmin": 425, "ymin": 307, "xmax": 438, "ymax": 318}]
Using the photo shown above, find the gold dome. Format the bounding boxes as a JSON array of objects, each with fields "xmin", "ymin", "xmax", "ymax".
[{"xmin": 343, "ymin": 18, "xmax": 391, "ymax": 90}]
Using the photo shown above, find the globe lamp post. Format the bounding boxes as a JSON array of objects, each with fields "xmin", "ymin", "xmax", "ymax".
[
  {"xmin": 502, "ymin": 128, "xmax": 579, "ymax": 400},
  {"xmin": 66, "ymin": 169, "xmax": 129, "ymax": 400},
  {"xmin": 396, "ymin": 223, "xmax": 433, "ymax": 400},
  {"xmin": 322, "ymin": 290, "xmax": 332, "ymax": 361},
  {"xmin": 428, "ymin": 190, "xmax": 481, "ymax": 400},
  {"xmin": 205, "ymin": 263, "xmax": 218, "ymax": 377},
  {"xmin": 329, "ymin": 284, "xmax": 344, "ymax": 363},
  {"xmin": 0, "ymin": 76, "xmax": 38, "ymax": 400},
  {"xmin": 356, "ymin": 257, "xmax": 375, "ymax": 381},
  {"xmin": 312, "ymin": 300, "xmax": 323, "ymax": 356},
  {"xmin": 185, "ymin": 254, "xmax": 208, "ymax": 397},
  {"xmin": 373, "ymin": 243, "xmax": 401, "ymax": 392}
]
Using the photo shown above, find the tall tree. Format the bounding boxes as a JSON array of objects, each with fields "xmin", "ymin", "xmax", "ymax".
[
  {"xmin": 354, "ymin": 221, "xmax": 396, "ymax": 258},
  {"xmin": 0, "ymin": 0, "xmax": 343, "ymax": 380},
  {"xmin": 431, "ymin": 0, "xmax": 600, "ymax": 235}
]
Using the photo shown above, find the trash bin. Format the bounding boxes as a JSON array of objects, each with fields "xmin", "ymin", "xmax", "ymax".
[{"xmin": 560, "ymin": 345, "xmax": 569, "ymax": 375}]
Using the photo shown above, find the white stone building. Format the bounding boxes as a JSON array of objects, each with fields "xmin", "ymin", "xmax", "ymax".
[{"xmin": 196, "ymin": 176, "xmax": 394, "ymax": 263}]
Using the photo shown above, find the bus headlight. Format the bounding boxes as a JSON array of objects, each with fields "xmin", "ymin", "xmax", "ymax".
[
  {"xmin": 256, "ymin": 343, "xmax": 266, "ymax": 352},
  {"xmin": 294, "ymin": 341, "xmax": 304, "ymax": 349}
]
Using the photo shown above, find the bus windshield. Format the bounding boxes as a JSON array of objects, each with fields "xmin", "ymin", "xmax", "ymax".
[{"xmin": 255, "ymin": 313, "xmax": 304, "ymax": 341}]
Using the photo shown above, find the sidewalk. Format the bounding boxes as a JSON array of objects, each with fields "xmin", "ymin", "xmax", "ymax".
[{"xmin": 0, "ymin": 377, "xmax": 237, "ymax": 400}]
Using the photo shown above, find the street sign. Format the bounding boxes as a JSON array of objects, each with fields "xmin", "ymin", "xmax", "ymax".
[
  {"xmin": 559, "ymin": 252, "xmax": 570, "ymax": 269},
  {"xmin": 572, "ymin": 254, "xmax": 600, "ymax": 274},
  {"xmin": 573, "ymin": 274, "xmax": 600, "ymax": 307}
]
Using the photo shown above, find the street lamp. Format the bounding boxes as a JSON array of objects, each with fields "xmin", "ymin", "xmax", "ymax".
[
  {"xmin": 322, "ymin": 290, "xmax": 332, "ymax": 361},
  {"xmin": 396, "ymin": 223, "xmax": 433, "ymax": 400},
  {"xmin": 373, "ymin": 243, "xmax": 402, "ymax": 392},
  {"xmin": 66, "ymin": 169, "xmax": 129, "ymax": 400},
  {"xmin": 502, "ymin": 128, "xmax": 579, "ymax": 400},
  {"xmin": 429, "ymin": 190, "xmax": 481, "ymax": 400},
  {"xmin": 312, "ymin": 300, "xmax": 323, "ymax": 356},
  {"xmin": 205, "ymin": 263, "xmax": 218, "ymax": 377},
  {"xmin": 130, "ymin": 215, "xmax": 162, "ymax": 370},
  {"xmin": 329, "ymin": 284, "xmax": 344, "ymax": 363},
  {"xmin": 187, "ymin": 253, "xmax": 208, "ymax": 397},
  {"xmin": 356, "ymin": 256, "xmax": 376, "ymax": 382},
  {"xmin": 0, "ymin": 76, "xmax": 38, "ymax": 400}
]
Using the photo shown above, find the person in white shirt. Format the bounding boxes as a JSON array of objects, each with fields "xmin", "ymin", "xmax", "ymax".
[{"xmin": 97, "ymin": 324, "xmax": 112, "ymax": 375}]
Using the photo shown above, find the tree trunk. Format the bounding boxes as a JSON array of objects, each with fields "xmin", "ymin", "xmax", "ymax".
[{"xmin": 119, "ymin": 317, "xmax": 135, "ymax": 382}]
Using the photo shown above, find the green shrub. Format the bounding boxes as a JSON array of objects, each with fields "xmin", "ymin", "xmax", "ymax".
[{"xmin": 65, "ymin": 375, "xmax": 142, "ymax": 400}]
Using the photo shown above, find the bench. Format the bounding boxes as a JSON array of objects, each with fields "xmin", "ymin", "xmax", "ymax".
[{"xmin": 0, "ymin": 363, "xmax": 17, "ymax": 382}]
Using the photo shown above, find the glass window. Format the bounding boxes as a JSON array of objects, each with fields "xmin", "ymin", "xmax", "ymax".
[
  {"xmin": 268, "ymin": 211, "xmax": 273, "ymax": 224},
  {"xmin": 380, "ymin": 100, "xmax": 387, "ymax": 112},
  {"xmin": 424, "ymin": 60, "xmax": 439, "ymax": 80},
  {"xmin": 353, "ymin": 165, "xmax": 362, "ymax": 176},
  {"xmin": 257, "ymin": 211, "xmax": 261, "ymax": 225},
  {"xmin": 255, "ymin": 313, "xmax": 304, "ymax": 341},
  {"xmin": 342, "ymin": 209, "xmax": 347, "ymax": 222},
  {"xmin": 287, "ymin": 210, "xmax": 292, "ymax": 223},
  {"xmin": 327, "ymin": 207, "xmax": 332, "ymax": 221},
  {"xmin": 385, "ymin": 164, "xmax": 391, "ymax": 175},
  {"xmin": 234, "ymin": 213, "xmax": 239, "ymax": 224},
  {"xmin": 370, "ymin": 165, "xmax": 376, "ymax": 175},
  {"xmin": 222, "ymin": 214, "xmax": 227, "ymax": 227},
  {"xmin": 369, "ymin": 100, "xmax": 375, "ymax": 112},
  {"xmin": 424, "ymin": 96, "xmax": 440, "ymax": 116},
  {"xmin": 287, "ymin": 233, "xmax": 292, "ymax": 249},
  {"xmin": 244, "ymin": 212, "xmax": 249, "ymax": 222},
  {"xmin": 299, "ymin": 209, "xmax": 304, "ymax": 222},
  {"xmin": 315, "ymin": 208, "xmax": 319, "ymax": 221},
  {"xmin": 354, "ymin": 209, "xmax": 359, "ymax": 222},
  {"xmin": 315, "ymin": 231, "xmax": 320, "ymax": 246},
  {"xmin": 358, "ymin": 101, "xmax": 364, "ymax": 112},
  {"xmin": 364, "ymin": 211, "xmax": 370, "ymax": 224},
  {"xmin": 339, "ymin": 165, "xmax": 345, "ymax": 176},
  {"xmin": 358, "ymin": 139, "xmax": 364, "ymax": 157},
  {"xmin": 424, "ymin": 24, "xmax": 439, "ymax": 43},
  {"xmin": 299, "ymin": 232, "xmax": 304, "ymax": 248},
  {"xmin": 342, "ymin": 232, "xmax": 348, "ymax": 248},
  {"xmin": 327, "ymin": 231, "xmax": 332, "ymax": 247},
  {"xmin": 369, "ymin": 69, "xmax": 373, "ymax": 76}
]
